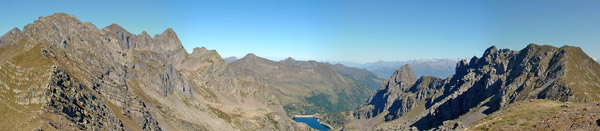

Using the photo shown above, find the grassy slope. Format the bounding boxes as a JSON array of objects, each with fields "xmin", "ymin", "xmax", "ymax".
[
  {"xmin": 469, "ymin": 99, "xmax": 600, "ymax": 130},
  {"xmin": 0, "ymin": 43, "xmax": 55, "ymax": 130},
  {"xmin": 561, "ymin": 46, "xmax": 600, "ymax": 102}
]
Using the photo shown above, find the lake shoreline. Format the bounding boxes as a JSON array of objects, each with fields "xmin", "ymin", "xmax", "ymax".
[{"xmin": 293, "ymin": 114, "xmax": 332, "ymax": 130}]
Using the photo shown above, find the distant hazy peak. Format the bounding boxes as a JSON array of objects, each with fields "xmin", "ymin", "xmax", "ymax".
[
  {"xmin": 2, "ymin": 27, "xmax": 21, "ymax": 37},
  {"xmin": 223, "ymin": 56, "xmax": 238, "ymax": 64},
  {"xmin": 284, "ymin": 57, "xmax": 296, "ymax": 61},
  {"xmin": 140, "ymin": 30, "xmax": 149, "ymax": 35}
]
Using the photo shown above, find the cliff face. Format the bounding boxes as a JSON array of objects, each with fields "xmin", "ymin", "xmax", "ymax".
[
  {"xmin": 0, "ymin": 13, "xmax": 304, "ymax": 130},
  {"xmin": 348, "ymin": 44, "xmax": 600, "ymax": 130}
]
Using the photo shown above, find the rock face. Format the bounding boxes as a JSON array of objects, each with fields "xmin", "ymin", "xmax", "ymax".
[
  {"xmin": 347, "ymin": 44, "xmax": 600, "ymax": 130},
  {"xmin": 0, "ymin": 13, "xmax": 304, "ymax": 130},
  {"xmin": 355, "ymin": 64, "xmax": 439, "ymax": 121},
  {"xmin": 229, "ymin": 55, "xmax": 375, "ymax": 116}
]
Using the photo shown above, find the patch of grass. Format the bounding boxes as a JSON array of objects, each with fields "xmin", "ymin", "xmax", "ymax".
[
  {"xmin": 520, "ymin": 122, "xmax": 529, "ymax": 127},
  {"xmin": 470, "ymin": 99, "xmax": 572, "ymax": 130}
]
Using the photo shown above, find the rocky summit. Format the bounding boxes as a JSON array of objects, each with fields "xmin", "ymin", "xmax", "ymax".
[{"xmin": 344, "ymin": 44, "xmax": 600, "ymax": 130}]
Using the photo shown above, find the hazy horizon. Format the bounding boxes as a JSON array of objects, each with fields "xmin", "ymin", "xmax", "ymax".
[{"xmin": 2, "ymin": 0, "xmax": 600, "ymax": 63}]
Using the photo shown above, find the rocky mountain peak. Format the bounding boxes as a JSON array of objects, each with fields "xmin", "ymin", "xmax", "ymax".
[
  {"xmin": 38, "ymin": 13, "xmax": 80, "ymax": 23},
  {"xmin": 156, "ymin": 28, "xmax": 177, "ymax": 38},
  {"xmin": 354, "ymin": 64, "xmax": 420, "ymax": 120},
  {"xmin": 0, "ymin": 27, "xmax": 21, "ymax": 45},
  {"xmin": 284, "ymin": 57, "xmax": 296, "ymax": 61},
  {"xmin": 7, "ymin": 27, "xmax": 21, "ymax": 34},
  {"xmin": 482, "ymin": 45, "xmax": 498, "ymax": 57},
  {"xmin": 102, "ymin": 23, "xmax": 128, "ymax": 33},
  {"xmin": 223, "ymin": 56, "xmax": 238, "ymax": 64},
  {"xmin": 153, "ymin": 28, "xmax": 183, "ymax": 52},
  {"xmin": 391, "ymin": 64, "xmax": 418, "ymax": 85}
]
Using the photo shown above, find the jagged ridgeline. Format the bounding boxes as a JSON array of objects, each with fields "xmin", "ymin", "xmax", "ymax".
[
  {"xmin": 347, "ymin": 44, "xmax": 600, "ymax": 130},
  {"xmin": 0, "ymin": 13, "xmax": 324, "ymax": 130}
]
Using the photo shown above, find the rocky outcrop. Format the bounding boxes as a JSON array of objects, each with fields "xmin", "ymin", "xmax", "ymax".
[
  {"xmin": 354, "ymin": 64, "xmax": 418, "ymax": 119},
  {"xmin": 348, "ymin": 44, "xmax": 600, "ymax": 130}
]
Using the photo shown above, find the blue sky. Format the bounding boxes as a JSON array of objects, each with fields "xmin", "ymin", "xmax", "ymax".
[{"xmin": 1, "ymin": 0, "xmax": 599, "ymax": 63}]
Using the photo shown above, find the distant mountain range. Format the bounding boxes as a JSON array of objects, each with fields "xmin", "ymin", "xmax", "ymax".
[
  {"xmin": 226, "ymin": 57, "xmax": 456, "ymax": 90},
  {"xmin": 327, "ymin": 59, "xmax": 458, "ymax": 79},
  {"xmin": 223, "ymin": 56, "xmax": 238, "ymax": 64}
]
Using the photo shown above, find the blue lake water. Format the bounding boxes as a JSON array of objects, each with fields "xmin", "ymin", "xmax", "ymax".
[{"xmin": 293, "ymin": 117, "xmax": 329, "ymax": 131}]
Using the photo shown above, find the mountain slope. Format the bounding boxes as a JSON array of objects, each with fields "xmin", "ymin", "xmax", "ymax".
[
  {"xmin": 0, "ymin": 13, "xmax": 307, "ymax": 130},
  {"xmin": 469, "ymin": 99, "xmax": 600, "ymax": 130},
  {"xmin": 229, "ymin": 55, "xmax": 375, "ymax": 116},
  {"xmin": 324, "ymin": 62, "xmax": 385, "ymax": 90},
  {"xmin": 346, "ymin": 44, "xmax": 600, "ymax": 130}
]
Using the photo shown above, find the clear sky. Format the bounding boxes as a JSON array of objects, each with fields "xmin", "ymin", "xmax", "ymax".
[{"xmin": 1, "ymin": 0, "xmax": 599, "ymax": 63}]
